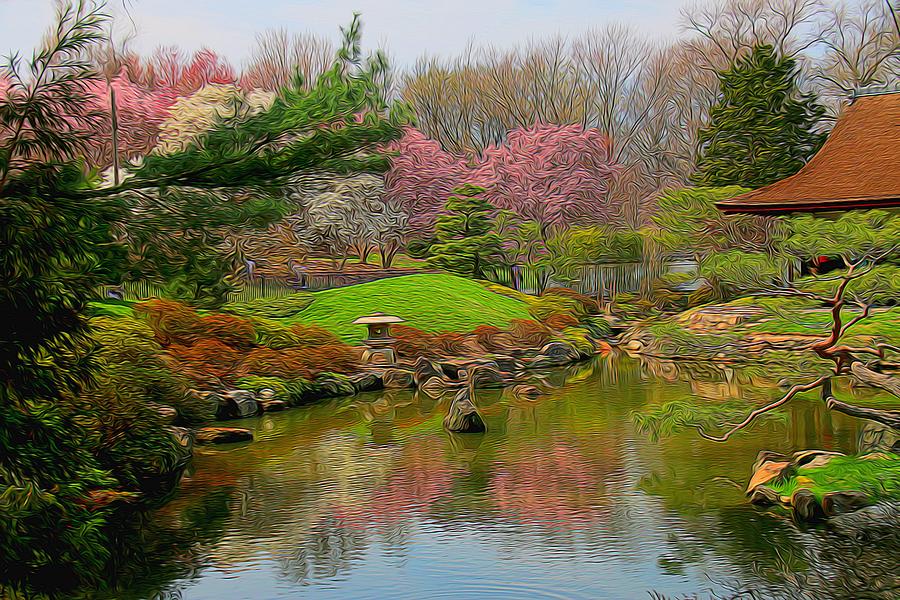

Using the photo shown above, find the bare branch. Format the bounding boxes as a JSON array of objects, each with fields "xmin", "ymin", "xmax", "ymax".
[{"xmin": 697, "ymin": 375, "xmax": 830, "ymax": 442}]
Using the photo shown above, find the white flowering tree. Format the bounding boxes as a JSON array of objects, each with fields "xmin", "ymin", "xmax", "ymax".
[{"xmin": 290, "ymin": 174, "xmax": 407, "ymax": 268}]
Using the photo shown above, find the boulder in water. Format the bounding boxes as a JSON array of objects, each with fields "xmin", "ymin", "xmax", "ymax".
[
  {"xmin": 222, "ymin": 390, "xmax": 259, "ymax": 419},
  {"xmin": 822, "ymin": 491, "xmax": 870, "ymax": 517},
  {"xmin": 443, "ymin": 387, "xmax": 486, "ymax": 434},
  {"xmin": 351, "ymin": 372, "xmax": 383, "ymax": 393},
  {"xmin": 512, "ymin": 385, "xmax": 544, "ymax": 401},
  {"xmin": 382, "ymin": 368, "xmax": 415, "ymax": 388},
  {"xmin": 195, "ymin": 427, "xmax": 253, "ymax": 445},
  {"xmin": 858, "ymin": 422, "xmax": 900, "ymax": 454},
  {"xmin": 791, "ymin": 488, "xmax": 824, "ymax": 522},
  {"xmin": 414, "ymin": 356, "xmax": 444, "ymax": 387}
]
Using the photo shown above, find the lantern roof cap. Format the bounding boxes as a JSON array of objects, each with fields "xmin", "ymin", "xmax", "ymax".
[{"xmin": 352, "ymin": 312, "xmax": 405, "ymax": 325}]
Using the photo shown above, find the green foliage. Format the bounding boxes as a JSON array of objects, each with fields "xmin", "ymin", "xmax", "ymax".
[
  {"xmin": 583, "ymin": 316, "xmax": 613, "ymax": 338},
  {"xmin": 543, "ymin": 226, "xmax": 643, "ymax": 281},
  {"xmin": 427, "ymin": 185, "xmax": 505, "ymax": 277},
  {"xmin": 124, "ymin": 15, "xmax": 404, "ymax": 190},
  {"xmin": 649, "ymin": 186, "xmax": 775, "ymax": 256},
  {"xmin": 781, "ymin": 210, "xmax": 900, "ymax": 263},
  {"xmin": 698, "ymin": 250, "xmax": 791, "ymax": 302},
  {"xmin": 798, "ymin": 264, "xmax": 900, "ymax": 308},
  {"xmin": 693, "ymin": 45, "xmax": 825, "ymax": 188},
  {"xmin": 0, "ymin": 6, "xmax": 406, "ymax": 591},
  {"xmin": 768, "ymin": 454, "xmax": 900, "ymax": 503}
]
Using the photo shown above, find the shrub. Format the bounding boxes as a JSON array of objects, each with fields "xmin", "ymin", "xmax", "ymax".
[
  {"xmin": 289, "ymin": 322, "xmax": 342, "ymax": 347},
  {"xmin": 508, "ymin": 319, "xmax": 553, "ymax": 348},
  {"xmin": 392, "ymin": 324, "xmax": 438, "ymax": 359},
  {"xmin": 528, "ymin": 294, "xmax": 585, "ymax": 322},
  {"xmin": 472, "ymin": 324, "xmax": 504, "ymax": 352},
  {"xmin": 249, "ymin": 317, "xmax": 306, "ymax": 349},
  {"xmin": 583, "ymin": 316, "xmax": 613, "ymax": 338},
  {"xmin": 238, "ymin": 344, "xmax": 357, "ymax": 380},
  {"xmin": 235, "ymin": 375, "xmax": 289, "ymax": 397},
  {"xmin": 234, "ymin": 375, "xmax": 314, "ymax": 406},
  {"xmin": 543, "ymin": 313, "xmax": 581, "ymax": 331},
  {"xmin": 432, "ymin": 332, "xmax": 469, "ymax": 357},
  {"xmin": 135, "ymin": 298, "xmax": 202, "ymax": 346},
  {"xmin": 167, "ymin": 339, "xmax": 243, "ymax": 386},
  {"xmin": 197, "ymin": 314, "xmax": 256, "ymax": 349},
  {"xmin": 90, "ymin": 316, "xmax": 194, "ymax": 420},
  {"xmin": 559, "ymin": 326, "xmax": 594, "ymax": 356}
]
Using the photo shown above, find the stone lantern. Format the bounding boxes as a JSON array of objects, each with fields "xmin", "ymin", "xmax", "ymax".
[{"xmin": 352, "ymin": 313, "xmax": 405, "ymax": 365}]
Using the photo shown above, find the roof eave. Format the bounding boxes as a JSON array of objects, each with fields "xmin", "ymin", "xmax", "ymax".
[{"xmin": 716, "ymin": 196, "xmax": 900, "ymax": 215}]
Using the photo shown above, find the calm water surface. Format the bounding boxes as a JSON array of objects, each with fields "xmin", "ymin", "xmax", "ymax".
[{"xmin": 106, "ymin": 355, "xmax": 895, "ymax": 599}]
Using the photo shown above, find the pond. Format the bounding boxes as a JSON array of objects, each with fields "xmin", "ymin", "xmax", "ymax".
[{"xmin": 96, "ymin": 355, "xmax": 895, "ymax": 599}]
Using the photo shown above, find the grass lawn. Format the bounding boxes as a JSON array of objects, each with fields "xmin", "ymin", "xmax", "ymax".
[{"xmin": 281, "ymin": 273, "xmax": 532, "ymax": 343}]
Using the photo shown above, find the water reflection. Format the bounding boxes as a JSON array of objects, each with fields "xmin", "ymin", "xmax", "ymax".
[{"xmin": 84, "ymin": 354, "xmax": 896, "ymax": 599}]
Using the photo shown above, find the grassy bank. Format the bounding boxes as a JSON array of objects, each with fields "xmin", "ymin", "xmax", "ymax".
[
  {"xmin": 279, "ymin": 273, "xmax": 533, "ymax": 343},
  {"xmin": 94, "ymin": 274, "xmax": 535, "ymax": 345},
  {"xmin": 632, "ymin": 296, "xmax": 900, "ymax": 364},
  {"xmin": 768, "ymin": 453, "xmax": 900, "ymax": 503}
]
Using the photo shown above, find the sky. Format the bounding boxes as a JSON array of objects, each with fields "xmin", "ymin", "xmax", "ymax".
[{"xmin": 0, "ymin": 0, "xmax": 687, "ymax": 69}]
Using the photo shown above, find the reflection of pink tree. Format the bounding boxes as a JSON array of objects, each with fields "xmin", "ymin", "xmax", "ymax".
[
  {"xmin": 332, "ymin": 438, "xmax": 457, "ymax": 527},
  {"xmin": 489, "ymin": 440, "xmax": 617, "ymax": 527}
]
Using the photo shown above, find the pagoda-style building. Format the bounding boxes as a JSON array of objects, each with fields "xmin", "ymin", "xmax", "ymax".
[{"xmin": 716, "ymin": 91, "xmax": 900, "ymax": 214}]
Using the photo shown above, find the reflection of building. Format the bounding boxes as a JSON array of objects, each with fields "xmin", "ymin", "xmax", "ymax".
[{"xmin": 717, "ymin": 90, "xmax": 900, "ymax": 214}]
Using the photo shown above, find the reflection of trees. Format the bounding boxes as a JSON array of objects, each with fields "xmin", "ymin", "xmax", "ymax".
[
  {"xmin": 79, "ymin": 353, "xmax": 896, "ymax": 598},
  {"xmin": 654, "ymin": 507, "xmax": 900, "ymax": 599},
  {"xmin": 488, "ymin": 438, "xmax": 617, "ymax": 528}
]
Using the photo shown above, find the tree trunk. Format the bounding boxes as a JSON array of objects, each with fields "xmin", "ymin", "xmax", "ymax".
[
  {"xmin": 849, "ymin": 361, "xmax": 900, "ymax": 397},
  {"xmin": 110, "ymin": 85, "xmax": 120, "ymax": 186},
  {"xmin": 826, "ymin": 397, "xmax": 900, "ymax": 430}
]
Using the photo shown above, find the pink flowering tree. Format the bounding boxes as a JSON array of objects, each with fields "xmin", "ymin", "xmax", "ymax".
[
  {"xmin": 385, "ymin": 125, "xmax": 620, "ymax": 240},
  {"xmin": 83, "ymin": 72, "xmax": 176, "ymax": 167},
  {"xmin": 475, "ymin": 124, "xmax": 620, "ymax": 236},
  {"xmin": 383, "ymin": 127, "xmax": 469, "ymax": 235}
]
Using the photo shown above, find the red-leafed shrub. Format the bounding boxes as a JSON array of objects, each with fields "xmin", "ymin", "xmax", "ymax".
[
  {"xmin": 392, "ymin": 324, "xmax": 438, "ymax": 359},
  {"xmin": 472, "ymin": 324, "xmax": 503, "ymax": 352},
  {"xmin": 543, "ymin": 313, "xmax": 581, "ymax": 331},
  {"xmin": 167, "ymin": 339, "xmax": 243, "ymax": 385},
  {"xmin": 288, "ymin": 322, "xmax": 342, "ymax": 347},
  {"xmin": 508, "ymin": 319, "xmax": 553, "ymax": 348},
  {"xmin": 197, "ymin": 314, "xmax": 256, "ymax": 349},
  {"xmin": 135, "ymin": 299, "xmax": 201, "ymax": 346},
  {"xmin": 303, "ymin": 345, "xmax": 357, "ymax": 375},
  {"xmin": 432, "ymin": 332, "xmax": 469, "ymax": 357},
  {"xmin": 239, "ymin": 347, "xmax": 307, "ymax": 379},
  {"xmin": 239, "ymin": 344, "xmax": 357, "ymax": 380}
]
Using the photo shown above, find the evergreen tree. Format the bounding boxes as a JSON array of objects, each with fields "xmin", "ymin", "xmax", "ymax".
[
  {"xmin": 0, "ymin": 3, "xmax": 404, "ymax": 590},
  {"xmin": 693, "ymin": 44, "xmax": 826, "ymax": 188},
  {"xmin": 427, "ymin": 184, "xmax": 504, "ymax": 278}
]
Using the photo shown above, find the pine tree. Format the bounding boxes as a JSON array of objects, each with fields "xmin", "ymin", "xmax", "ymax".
[
  {"xmin": 427, "ymin": 184, "xmax": 504, "ymax": 278},
  {"xmin": 693, "ymin": 45, "xmax": 826, "ymax": 188}
]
